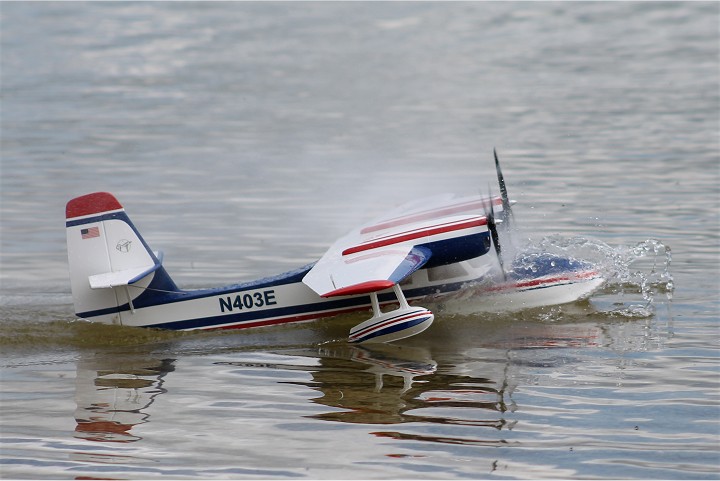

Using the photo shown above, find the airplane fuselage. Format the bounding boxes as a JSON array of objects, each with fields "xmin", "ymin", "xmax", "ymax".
[
  {"xmin": 78, "ymin": 237, "xmax": 495, "ymax": 330},
  {"xmin": 65, "ymin": 184, "xmax": 605, "ymax": 342}
]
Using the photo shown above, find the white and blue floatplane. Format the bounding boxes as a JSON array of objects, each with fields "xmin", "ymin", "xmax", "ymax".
[{"xmin": 66, "ymin": 152, "xmax": 605, "ymax": 343}]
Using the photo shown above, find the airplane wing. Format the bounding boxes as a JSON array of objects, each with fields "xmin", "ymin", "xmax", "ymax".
[
  {"xmin": 302, "ymin": 245, "xmax": 432, "ymax": 298},
  {"xmin": 302, "ymin": 193, "xmax": 500, "ymax": 298}
]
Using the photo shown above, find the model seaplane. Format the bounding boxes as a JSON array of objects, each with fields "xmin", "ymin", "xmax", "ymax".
[{"xmin": 65, "ymin": 152, "xmax": 605, "ymax": 343}]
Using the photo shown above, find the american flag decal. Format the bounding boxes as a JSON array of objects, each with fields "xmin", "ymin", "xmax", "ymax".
[{"xmin": 81, "ymin": 226, "xmax": 100, "ymax": 239}]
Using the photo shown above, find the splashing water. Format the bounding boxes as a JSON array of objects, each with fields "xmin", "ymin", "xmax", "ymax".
[{"xmin": 517, "ymin": 235, "xmax": 674, "ymax": 317}]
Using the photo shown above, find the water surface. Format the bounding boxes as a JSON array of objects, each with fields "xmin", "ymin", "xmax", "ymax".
[{"xmin": 1, "ymin": 2, "xmax": 718, "ymax": 479}]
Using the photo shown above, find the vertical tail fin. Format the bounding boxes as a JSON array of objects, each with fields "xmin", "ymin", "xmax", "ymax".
[{"xmin": 66, "ymin": 192, "xmax": 179, "ymax": 325}]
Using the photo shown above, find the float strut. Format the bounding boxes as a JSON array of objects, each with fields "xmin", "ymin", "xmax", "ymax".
[
  {"xmin": 393, "ymin": 284, "xmax": 410, "ymax": 309},
  {"xmin": 370, "ymin": 291, "xmax": 381, "ymax": 317}
]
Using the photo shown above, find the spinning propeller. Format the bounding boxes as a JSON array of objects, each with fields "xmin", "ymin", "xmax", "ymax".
[
  {"xmin": 481, "ymin": 148, "xmax": 518, "ymax": 281},
  {"xmin": 483, "ymin": 191, "xmax": 507, "ymax": 281},
  {"xmin": 494, "ymin": 148, "xmax": 514, "ymax": 225}
]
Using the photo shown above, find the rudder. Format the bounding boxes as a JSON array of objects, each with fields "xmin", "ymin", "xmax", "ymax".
[{"xmin": 66, "ymin": 192, "xmax": 179, "ymax": 325}]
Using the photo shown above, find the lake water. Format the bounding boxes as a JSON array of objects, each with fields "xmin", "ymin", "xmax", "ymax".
[{"xmin": 1, "ymin": 2, "xmax": 718, "ymax": 479}]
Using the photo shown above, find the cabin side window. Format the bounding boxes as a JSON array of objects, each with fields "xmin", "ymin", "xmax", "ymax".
[{"xmin": 427, "ymin": 263, "xmax": 468, "ymax": 282}]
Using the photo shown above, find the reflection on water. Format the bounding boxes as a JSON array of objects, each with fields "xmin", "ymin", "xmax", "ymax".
[
  {"xmin": 298, "ymin": 344, "xmax": 513, "ymax": 430},
  {"xmin": 1, "ymin": 0, "xmax": 716, "ymax": 477},
  {"xmin": 212, "ymin": 313, "xmax": 639, "ymax": 446},
  {"xmin": 74, "ymin": 356, "xmax": 175, "ymax": 444},
  {"xmin": 3, "ymin": 300, "xmax": 707, "ymax": 479},
  {"xmin": 215, "ymin": 342, "xmax": 518, "ymax": 450}
]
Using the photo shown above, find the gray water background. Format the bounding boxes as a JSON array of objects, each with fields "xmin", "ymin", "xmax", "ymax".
[{"xmin": 1, "ymin": 2, "xmax": 718, "ymax": 479}]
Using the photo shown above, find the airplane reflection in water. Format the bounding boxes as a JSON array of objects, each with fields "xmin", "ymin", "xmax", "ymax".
[
  {"xmin": 68, "ymin": 324, "xmax": 592, "ymax": 447},
  {"xmin": 73, "ymin": 356, "xmax": 175, "ymax": 444},
  {"xmin": 215, "ymin": 319, "xmax": 605, "ymax": 428},
  {"xmin": 280, "ymin": 343, "xmax": 519, "ymax": 432},
  {"xmin": 69, "ymin": 312, "xmax": 665, "ymax": 457}
]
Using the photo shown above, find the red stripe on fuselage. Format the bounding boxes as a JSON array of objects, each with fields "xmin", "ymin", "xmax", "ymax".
[
  {"xmin": 209, "ymin": 305, "xmax": 366, "ymax": 331},
  {"xmin": 489, "ymin": 270, "xmax": 601, "ymax": 292}
]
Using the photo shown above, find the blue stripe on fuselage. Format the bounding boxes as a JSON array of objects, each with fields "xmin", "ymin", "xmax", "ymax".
[
  {"xmin": 76, "ymin": 276, "xmax": 471, "ymax": 331},
  {"xmin": 143, "ymin": 281, "xmax": 468, "ymax": 330},
  {"xmin": 75, "ymin": 230, "xmax": 498, "ymax": 330}
]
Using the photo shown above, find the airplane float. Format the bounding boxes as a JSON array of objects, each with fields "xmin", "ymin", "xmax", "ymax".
[{"xmin": 65, "ymin": 151, "xmax": 605, "ymax": 343}]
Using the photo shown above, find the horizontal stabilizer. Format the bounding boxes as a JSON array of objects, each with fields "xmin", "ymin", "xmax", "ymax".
[{"xmin": 88, "ymin": 252, "xmax": 164, "ymax": 289}]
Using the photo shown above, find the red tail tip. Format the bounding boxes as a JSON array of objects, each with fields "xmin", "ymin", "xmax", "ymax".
[{"xmin": 66, "ymin": 192, "xmax": 123, "ymax": 219}]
